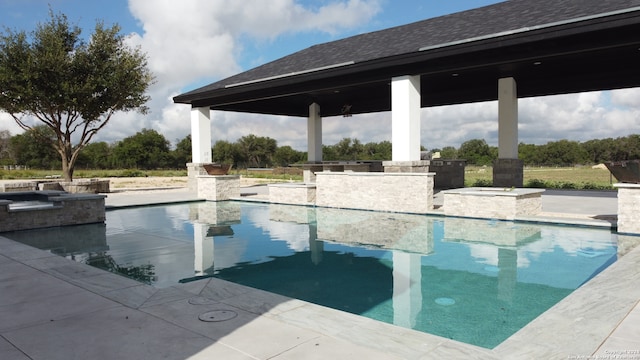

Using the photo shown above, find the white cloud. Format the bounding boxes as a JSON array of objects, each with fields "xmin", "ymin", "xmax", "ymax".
[
  {"xmin": 2, "ymin": 0, "xmax": 639, "ymax": 155},
  {"xmin": 0, "ymin": 112, "xmax": 23, "ymax": 137},
  {"xmin": 611, "ymin": 88, "xmax": 640, "ymax": 108},
  {"xmin": 91, "ymin": 0, "xmax": 382, "ymax": 147}
]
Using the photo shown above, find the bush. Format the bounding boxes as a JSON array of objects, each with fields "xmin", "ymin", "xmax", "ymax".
[
  {"xmin": 118, "ymin": 169, "xmax": 147, "ymax": 177},
  {"xmin": 558, "ymin": 181, "xmax": 577, "ymax": 189},
  {"xmin": 525, "ymin": 179, "xmax": 547, "ymax": 188},
  {"xmin": 471, "ymin": 179, "xmax": 493, "ymax": 187}
]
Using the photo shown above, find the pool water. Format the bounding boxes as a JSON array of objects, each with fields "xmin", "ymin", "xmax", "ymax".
[{"xmin": 4, "ymin": 201, "xmax": 618, "ymax": 348}]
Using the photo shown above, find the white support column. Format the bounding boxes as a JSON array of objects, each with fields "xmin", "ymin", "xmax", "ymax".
[
  {"xmin": 498, "ymin": 77, "xmax": 518, "ymax": 159},
  {"xmin": 393, "ymin": 252, "xmax": 423, "ymax": 328},
  {"xmin": 392, "ymin": 75, "xmax": 421, "ymax": 161},
  {"xmin": 194, "ymin": 223, "xmax": 214, "ymax": 276},
  {"xmin": 307, "ymin": 102, "xmax": 322, "ymax": 162},
  {"xmin": 191, "ymin": 107, "xmax": 212, "ymax": 163}
]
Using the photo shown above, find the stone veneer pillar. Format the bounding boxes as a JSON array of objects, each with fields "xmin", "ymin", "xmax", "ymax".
[{"xmin": 615, "ymin": 183, "xmax": 640, "ymax": 234}]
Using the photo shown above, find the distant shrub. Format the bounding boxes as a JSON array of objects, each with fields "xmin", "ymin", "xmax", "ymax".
[
  {"xmin": 525, "ymin": 179, "xmax": 547, "ymax": 188},
  {"xmin": 580, "ymin": 182, "xmax": 614, "ymax": 190},
  {"xmin": 557, "ymin": 182, "xmax": 577, "ymax": 189},
  {"xmin": 472, "ymin": 179, "xmax": 493, "ymax": 187},
  {"xmin": 118, "ymin": 169, "xmax": 146, "ymax": 177}
]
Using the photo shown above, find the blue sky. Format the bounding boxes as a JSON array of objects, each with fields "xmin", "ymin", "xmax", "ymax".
[{"xmin": 1, "ymin": 0, "xmax": 639, "ymax": 151}]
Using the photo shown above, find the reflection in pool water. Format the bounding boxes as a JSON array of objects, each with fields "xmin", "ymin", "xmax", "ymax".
[{"xmin": 4, "ymin": 201, "xmax": 619, "ymax": 348}]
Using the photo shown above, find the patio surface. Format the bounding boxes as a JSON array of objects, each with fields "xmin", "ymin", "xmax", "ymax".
[{"xmin": 1, "ymin": 186, "xmax": 639, "ymax": 359}]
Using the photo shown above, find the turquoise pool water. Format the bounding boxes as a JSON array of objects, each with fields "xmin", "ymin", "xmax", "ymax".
[{"xmin": 4, "ymin": 201, "xmax": 618, "ymax": 348}]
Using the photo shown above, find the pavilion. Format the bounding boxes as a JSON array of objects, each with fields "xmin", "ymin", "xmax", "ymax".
[
  {"xmin": 174, "ymin": 0, "xmax": 640, "ymax": 187},
  {"xmin": 173, "ymin": 0, "xmax": 640, "ymax": 223}
]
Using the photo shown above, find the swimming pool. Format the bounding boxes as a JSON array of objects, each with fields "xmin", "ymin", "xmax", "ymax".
[{"xmin": 4, "ymin": 201, "xmax": 618, "ymax": 348}]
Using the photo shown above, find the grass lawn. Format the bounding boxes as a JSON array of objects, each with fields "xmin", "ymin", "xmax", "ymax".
[
  {"xmin": 1, "ymin": 165, "xmax": 616, "ymax": 189},
  {"xmin": 465, "ymin": 165, "xmax": 616, "ymax": 189}
]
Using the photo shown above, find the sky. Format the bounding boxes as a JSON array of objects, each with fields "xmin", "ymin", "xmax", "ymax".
[{"xmin": 1, "ymin": 0, "xmax": 639, "ymax": 151}]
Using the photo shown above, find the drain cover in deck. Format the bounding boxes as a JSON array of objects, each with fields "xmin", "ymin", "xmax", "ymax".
[{"xmin": 198, "ymin": 310, "xmax": 238, "ymax": 322}]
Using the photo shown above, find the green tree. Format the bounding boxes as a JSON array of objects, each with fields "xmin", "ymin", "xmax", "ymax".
[
  {"xmin": 457, "ymin": 139, "xmax": 495, "ymax": 165},
  {"xmin": 0, "ymin": 10, "xmax": 153, "ymax": 181},
  {"xmin": 273, "ymin": 145, "xmax": 305, "ymax": 166},
  {"xmin": 582, "ymin": 138, "xmax": 614, "ymax": 164},
  {"xmin": 363, "ymin": 141, "xmax": 392, "ymax": 160},
  {"xmin": 518, "ymin": 143, "xmax": 542, "ymax": 165},
  {"xmin": 172, "ymin": 135, "xmax": 192, "ymax": 168},
  {"xmin": 112, "ymin": 129, "xmax": 171, "ymax": 169},
  {"xmin": 332, "ymin": 137, "xmax": 363, "ymax": 160},
  {"xmin": 616, "ymin": 135, "xmax": 640, "ymax": 160},
  {"xmin": 322, "ymin": 144, "xmax": 338, "ymax": 161},
  {"xmin": 10, "ymin": 125, "xmax": 59, "ymax": 169},
  {"xmin": 75, "ymin": 141, "xmax": 112, "ymax": 169},
  {"xmin": 541, "ymin": 140, "xmax": 589, "ymax": 166},
  {"xmin": 439, "ymin": 146, "xmax": 457, "ymax": 159},
  {"xmin": 236, "ymin": 135, "xmax": 277, "ymax": 167},
  {"xmin": 0, "ymin": 130, "xmax": 14, "ymax": 165},
  {"xmin": 212, "ymin": 140, "xmax": 239, "ymax": 167}
]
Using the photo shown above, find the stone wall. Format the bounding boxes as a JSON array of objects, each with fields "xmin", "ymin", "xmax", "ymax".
[
  {"xmin": 197, "ymin": 175, "xmax": 240, "ymax": 201},
  {"xmin": 2, "ymin": 180, "xmax": 109, "ymax": 193},
  {"xmin": 188, "ymin": 163, "xmax": 210, "ymax": 192},
  {"xmin": 0, "ymin": 194, "xmax": 106, "ymax": 232},
  {"xmin": 615, "ymin": 183, "xmax": 640, "ymax": 234},
  {"xmin": 442, "ymin": 187, "xmax": 544, "ymax": 220},
  {"xmin": 59, "ymin": 179, "xmax": 110, "ymax": 193},
  {"xmin": 1, "ymin": 182, "xmax": 38, "ymax": 192},
  {"xmin": 382, "ymin": 160, "xmax": 430, "ymax": 173},
  {"xmin": 268, "ymin": 183, "xmax": 316, "ymax": 205},
  {"xmin": 315, "ymin": 172, "xmax": 434, "ymax": 214}
]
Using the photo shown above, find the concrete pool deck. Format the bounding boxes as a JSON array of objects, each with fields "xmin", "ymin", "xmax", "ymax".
[{"xmin": 1, "ymin": 187, "xmax": 639, "ymax": 359}]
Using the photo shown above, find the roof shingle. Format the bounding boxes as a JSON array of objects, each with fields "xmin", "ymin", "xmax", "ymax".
[{"xmin": 176, "ymin": 0, "xmax": 640, "ymax": 99}]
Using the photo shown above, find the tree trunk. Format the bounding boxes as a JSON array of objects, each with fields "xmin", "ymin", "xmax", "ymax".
[
  {"xmin": 61, "ymin": 155, "xmax": 73, "ymax": 182},
  {"xmin": 57, "ymin": 135, "xmax": 77, "ymax": 182}
]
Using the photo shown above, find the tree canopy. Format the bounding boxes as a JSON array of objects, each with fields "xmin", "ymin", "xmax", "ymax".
[
  {"xmin": 112, "ymin": 129, "xmax": 170, "ymax": 169},
  {"xmin": 0, "ymin": 10, "xmax": 153, "ymax": 180},
  {"xmin": 2, "ymin": 128, "xmax": 640, "ymax": 171}
]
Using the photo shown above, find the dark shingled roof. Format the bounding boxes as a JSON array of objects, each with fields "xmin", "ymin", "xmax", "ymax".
[{"xmin": 174, "ymin": 0, "xmax": 640, "ymax": 117}]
